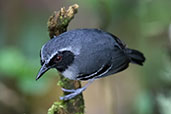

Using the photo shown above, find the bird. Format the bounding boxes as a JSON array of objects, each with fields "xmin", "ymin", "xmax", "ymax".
[{"xmin": 36, "ymin": 28, "xmax": 145, "ymax": 100}]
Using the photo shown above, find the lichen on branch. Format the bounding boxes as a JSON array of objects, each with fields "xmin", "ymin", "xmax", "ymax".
[
  {"xmin": 47, "ymin": 4, "xmax": 85, "ymax": 114},
  {"xmin": 47, "ymin": 4, "xmax": 79, "ymax": 38}
]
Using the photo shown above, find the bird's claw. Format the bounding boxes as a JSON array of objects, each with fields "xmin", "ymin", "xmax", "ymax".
[
  {"xmin": 60, "ymin": 79, "xmax": 94, "ymax": 101},
  {"xmin": 61, "ymin": 88, "xmax": 76, "ymax": 92},
  {"xmin": 60, "ymin": 88, "xmax": 85, "ymax": 101}
]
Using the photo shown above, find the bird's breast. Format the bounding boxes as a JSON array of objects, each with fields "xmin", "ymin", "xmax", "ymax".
[{"xmin": 61, "ymin": 65, "xmax": 78, "ymax": 80}]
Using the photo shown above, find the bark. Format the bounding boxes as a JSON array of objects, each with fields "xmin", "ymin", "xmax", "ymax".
[{"xmin": 47, "ymin": 4, "xmax": 85, "ymax": 114}]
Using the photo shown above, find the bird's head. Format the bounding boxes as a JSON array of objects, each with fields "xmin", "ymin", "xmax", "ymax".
[{"xmin": 36, "ymin": 43, "xmax": 75, "ymax": 80}]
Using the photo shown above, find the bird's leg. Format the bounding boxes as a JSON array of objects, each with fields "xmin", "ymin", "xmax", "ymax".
[{"xmin": 60, "ymin": 79, "xmax": 94, "ymax": 100}]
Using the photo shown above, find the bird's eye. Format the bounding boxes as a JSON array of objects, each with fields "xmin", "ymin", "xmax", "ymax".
[
  {"xmin": 56, "ymin": 55, "xmax": 62, "ymax": 62},
  {"xmin": 48, "ymin": 54, "xmax": 62, "ymax": 66}
]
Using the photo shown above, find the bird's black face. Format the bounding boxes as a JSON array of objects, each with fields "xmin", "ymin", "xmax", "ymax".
[
  {"xmin": 36, "ymin": 50, "xmax": 75, "ymax": 80},
  {"xmin": 48, "ymin": 51, "xmax": 75, "ymax": 72}
]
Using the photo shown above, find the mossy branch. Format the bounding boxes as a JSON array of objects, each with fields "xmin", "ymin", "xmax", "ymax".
[
  {"xmin": 47, "ymin": 4, "xmax": 85, "ymax": 114},
  {"xmin": 47, "ymin": 4, "xmax": 79, "ymax": 38}
]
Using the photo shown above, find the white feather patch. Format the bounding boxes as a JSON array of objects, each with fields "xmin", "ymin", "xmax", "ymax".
[
  {"xmin": 62, "ymin": 65, "xmax": 77, "ymax": 80},
  {"xmin": 59, "ymin": 46, "xmax": 80, "ymax": 55}
]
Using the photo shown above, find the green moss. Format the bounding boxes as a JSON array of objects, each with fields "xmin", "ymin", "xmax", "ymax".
[
  {"xmin": 75, "ymin": 112, "xmax": 84, "ymax": 114},
  {"xmin": 69, "ymin": 99, "xmax": 75, "ymax": 103},
  {"xmin": 57, "ymin": 77, "xmax": 70, "ymax": 87},
  {"xmin": 59, "ymin": 16, "xmax": 63, "ymax": 19},
  {"xmin": 48, "ymin": 102, "xmax": 67, "ymax": 114},
  {"xmin": 64, "ymin": 19, "xmax": 69, "ymax": 24},
  {"xmin": 57, "ymin": 80, "xmax": 63, "ymax": 86},
  {"xmin": 79, "ymin": 105, "xmax": 85, "ymax": 110}
]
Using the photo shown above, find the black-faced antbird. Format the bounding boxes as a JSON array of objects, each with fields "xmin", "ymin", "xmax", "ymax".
[{"xmin": 36, "ymin": 29, "xmax": 145, "ymax": 100}]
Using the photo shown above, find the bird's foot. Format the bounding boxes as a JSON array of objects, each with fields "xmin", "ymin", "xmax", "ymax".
[
  {"xmin": 60, "ymin": 87, "xmax": 86, "ymax": 100},
  {"xmin": 60, "ymin": 79, "xmax": 94, "ymax": 101}
]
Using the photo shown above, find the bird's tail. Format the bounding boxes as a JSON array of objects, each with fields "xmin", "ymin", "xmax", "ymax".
[{"xmin": 125, "ymin": 48, "xmax": 145, "ymax": 66}]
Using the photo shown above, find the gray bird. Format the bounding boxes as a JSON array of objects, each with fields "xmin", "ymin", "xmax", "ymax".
[{"xmin": 36, "ymin": 29, "xmax": 145, "ymax": 100}]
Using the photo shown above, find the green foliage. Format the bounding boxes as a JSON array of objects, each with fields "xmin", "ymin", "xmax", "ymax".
[
  {"xmin": 0, "ymin": 47, "xmax": 56, "ymax": 95},
  {"xmin": 134, "ymin": 91, "xmax": 153, "ymax": 114}
]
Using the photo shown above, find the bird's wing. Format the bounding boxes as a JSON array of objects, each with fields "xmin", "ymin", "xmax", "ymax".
[
  {"xmin": 106, "ymin": 32, "xmax": 126, "ymax": 49},
  {"xmin": 76, "ymin": 63, "xmax": 113, "ymax": 80}
]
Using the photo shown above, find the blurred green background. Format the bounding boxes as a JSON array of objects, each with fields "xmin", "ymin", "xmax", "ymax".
[{"xmin": 0, "ymin": 0, "xmax": 171, "ymax": 114}]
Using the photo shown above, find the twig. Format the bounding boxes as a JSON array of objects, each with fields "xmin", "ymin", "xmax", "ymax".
[{"xmin": 47, "ymin": 4, "xmax": 85, "ymax": 114}]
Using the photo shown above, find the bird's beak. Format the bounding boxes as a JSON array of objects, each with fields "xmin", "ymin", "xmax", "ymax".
[{"xmin": 36, "ymin": 64, "xmax": 50, "ymax": 81}]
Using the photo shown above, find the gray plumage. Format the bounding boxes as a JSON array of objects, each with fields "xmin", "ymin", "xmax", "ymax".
[{"xmin": 37, "ymin": 28, "xmax": 145, "ymax": 100}]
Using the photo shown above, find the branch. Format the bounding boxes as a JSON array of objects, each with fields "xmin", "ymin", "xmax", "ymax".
[
  {"xmin": 47, "ymin": 4, "xmax": 79, "ymax": 38},
  {"xmin": 47, "ymin": 4, "xmax": 85, "ymax": 114}
]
